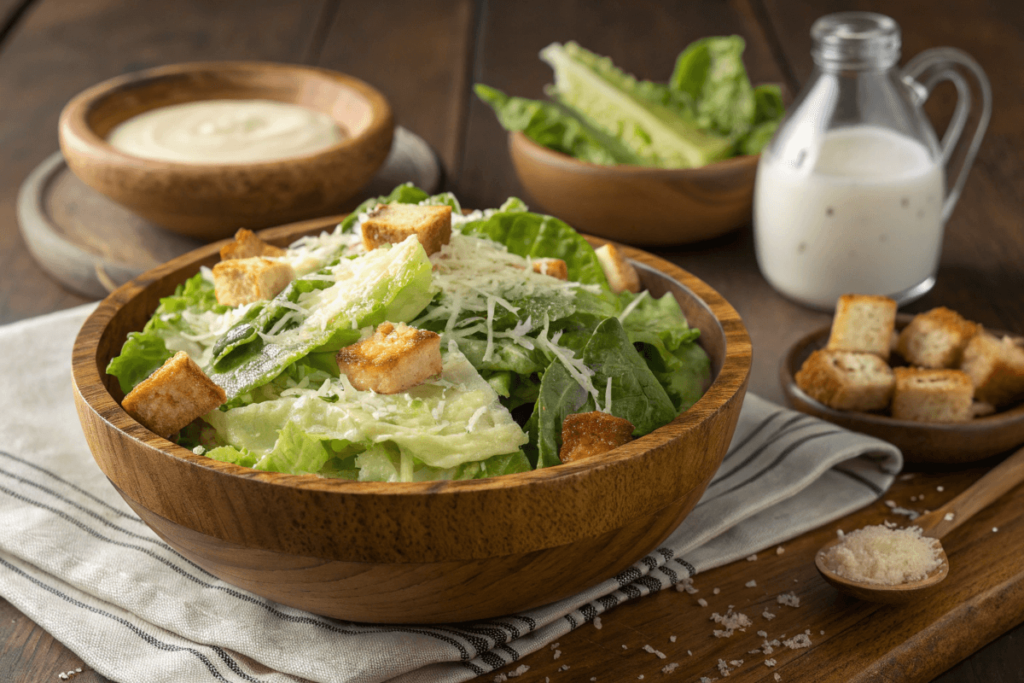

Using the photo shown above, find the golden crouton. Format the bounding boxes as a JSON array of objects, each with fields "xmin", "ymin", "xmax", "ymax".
[
  {"xmin": 826, "ymin": 294, "xmax": 898, "ymax": 360},
  {"xmin": 594, "ymin": 243, "xmax": 641, "ymax": 294},
  {"xmin": 531, "ymin": 258, "xmax": 568, "ymax": 280},
  {"xmin": 559, "ymin": 411, "xmax": 635, "ymax": 463},
  {"xmin": 361, "ymin": 203, "xmax": 452, "ymax": 256},
  {"xmin": 891, "ymin": 367, "xmax": 973, "ymax": 423},
  {"xmin": 212, "ymin": 257, "xmax": 294, "ymax": 307},
  {"xmin": 896, "ymin": 307, "xmax": 979, "ymax": 368},
  {"xmin": 960, "ymin": 333, "xmax": 1024, "ymax": 408},
  {"xmin": 336, "ymin": 322, "xmax": 442, "ymax": 394},
  {"xmin": 122, "ymin": 351, "xmax": 226, "ymax": 438},
  {"xmin": 795, "ymin": 349, "xmax": 894, "ymax": 412},
  {"xmin": 219, "ymin": 228, "xmax": 286, "ymax": 260}
]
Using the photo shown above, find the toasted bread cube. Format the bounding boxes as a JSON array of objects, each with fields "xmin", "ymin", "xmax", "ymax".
[
  {"xmin": 794, "ymin": 349, "xmax": 894, "ymax": 412},
  {"xmin": 896, "ymin": 307, "xmax": 979, "ymax": 368},
  {"xmin": 826, "ymin": 294, "xmax": 898, "ymax": 360},
  {"xmin": 212, "ymin": 257, "xmax": 294, "ymax": 307},
  {"xmin": 122, "ymin": 351, "xmax": 226, "ymax": 437},
  {"xmin": 531, "ymin": 258, "xmax": 568, "ymax": 280},
  {"xmin": 219, "ymin": 228, "xmax": 286, "ymax": 261},
  {"xmin": 336, "ymin": 322, "xmax": 442, "ymax": 394},
  {"xmin": 960, "ymin": 333, "xmax": 1024, "ymax": 408},
  {"xmin": 559, "ymin": 411, "xmax": 635, "ymax": 463},
  {"xmin": 891, "ymin": 367, "xmax": 973, "ymax": 423},
  {"xmin": 361, "ymin": 203, "xmax": 452, "ymax": 256},
  {"xmin": 594, "ymin": 243, "xmax": 641, "ymax": 294}
]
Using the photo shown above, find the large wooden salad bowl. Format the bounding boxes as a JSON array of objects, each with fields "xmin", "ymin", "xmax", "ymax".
[{"xmin": 71, "ymin": 215, "xmax": 751, "ymax": 623}]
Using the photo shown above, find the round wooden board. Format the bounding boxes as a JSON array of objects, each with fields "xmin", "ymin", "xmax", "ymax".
[{"xmin": 17, "ymin": 125, "xmax": 443, "ymax": 299}]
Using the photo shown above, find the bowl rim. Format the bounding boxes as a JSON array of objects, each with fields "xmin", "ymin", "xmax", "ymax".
[
  {"xmin": 509, "ymin": 129, "xmax": 760, "ymax": 175},
  {"xmin": 72, "ymin": 215, "xmax": 752, "ymax": 497},
  {"xmin": 780, "ymin": 315, "xmax": 1024, "ymax": 433},
  {"xmin": 58, "ymin": 60, "xmax": 394, "ymax": 172}
]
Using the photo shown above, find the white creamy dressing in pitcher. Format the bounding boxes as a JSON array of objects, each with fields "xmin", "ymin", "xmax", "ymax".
[
  {"xmin": 107, "ymin": 99, "xmax": 344, "ymax": 164},
  {"xmin": 754, "ymin": 125, "xmax": 944, "ymax": 308}
]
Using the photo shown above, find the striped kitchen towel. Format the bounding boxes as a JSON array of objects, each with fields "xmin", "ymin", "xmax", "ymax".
[{"xmin": 0, "ymin": 304, "xmax": 901, "ymax": 683}]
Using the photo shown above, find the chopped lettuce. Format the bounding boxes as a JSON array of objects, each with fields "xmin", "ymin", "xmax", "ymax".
[
  {"xmin": 207, "ymin": 235, "xmax": 434, "ymax": 401},
  {"xmin": 530, "ymin": 318, "xmax": 678, "ymax": 468},
  {"xmin": 108, "ymin": 184, "xmax": 714, "ymax": 481},
  {"xmin": 202, "ymin": 346, "xmax": 529, "ymax": 476}
]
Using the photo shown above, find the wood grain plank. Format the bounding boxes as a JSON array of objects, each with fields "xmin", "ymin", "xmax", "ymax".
[
  {"xmin": 314, "ymin": 0, "xmax": 476, "ymax": 176},
  {"xmin": 497, "ymin": 469, "xmax": 1024, "ymax": 683},
  {"xmin": 0, "ymin": 0, "xmax": 331, "ymax": 325}
]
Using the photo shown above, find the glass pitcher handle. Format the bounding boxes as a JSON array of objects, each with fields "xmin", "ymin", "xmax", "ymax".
[{"xmin": 900, "ymin": 47, "xmax": 991, "ymax": 224}]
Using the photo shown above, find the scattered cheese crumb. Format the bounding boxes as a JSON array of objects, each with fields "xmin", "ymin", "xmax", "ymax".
[
  {"xmin": 698, "ymin": 598, "xmax": 708, "ymax": 607},
  {"xmin": 493, "ymin": 675, "xmax": 507, "ymax": 683},
  {"xmin": 558, "ymin": 665, "xmax": 570, "ymax": 671},
  {"xmin": 776, "ymin": 546, "xmax": 785, "ymax": 555},
  {"xmin": 899, "ymin": 473, "xmax": 915, "ymax": 481},
  {"xmin": 783, "ymin": 633, "xmax": 813, "ymax": 650},
  {"xmin": 594, "ymin": 616, "xmax": 603, "ymax": 630},
  {"xmin": 688, "ymin": 650, "xmax": 693, "ymax": 656},
  {"xmin": 729, "ymin": 659, "xmax": 744, "ymax": 667},
  {"xmin": 662, "ymin": 663, "xmax": 680, "ymax": 674},
  {"xmin": 670, "ymin": 635, "xmax": 677, "ymax": 643},
  {"xmin": 937, "ymin": 486, "xmax": 944, "ymax": 492},
  {"xmin": 757, "ymin": 630, "xmax": 768, "ymax": 637},
  {"xmin": 713, "ymin": 588, "xmax": 721, "ymax": 595},
  {"xmin": 761, "ymin": 640, "xmax": 776, "ymax": 655},
  {"xmin": 820, "ymin": 630, "xmax": 825, "ymax": 636},
  {"xmin": 718, "ymin": 659, "xmax": 733, "ymax": 676},
  {"xmin": 776, "ymin": 592, "xmax": 800, "ymax": 607},
  {"xmin": 746, "ymin": 554, "xmax": 758, "ymax": 561},
  {"xmin": 550, "ymin": 642, "xmax": 559, "ymax": 650},
  {"xmin": 993, "ymin": 527, "xmax": 999, "ymax": 533},
  {"xmin": 944, "ymin": 512, "xmax": 955, "ymax": 521},
  {"xmin": 710, "ymin": 608, "xmax": 752, "ymax": 637},
  {"xmin": 765, "ymin": 658, "xmax": 777, "ymax": 667},
  {"xmin": 762, "ymin": 609, "xmax": 776, "ymax": 621},
  {"xmin": 638, "ymin": 676, "xmax": 644, "ymax": 680},
  {"xmin": 507, "ymin": 664, "xmax": 530, "ymax": 678},
  {"xmin": 775, "ymin": 673, "xmax": 782, "ymax": 682},
  {"xmin": 643, "ymin": 644, "xmax": 668, "ymax": 659},
  {"xmin": 745, "ymin": 580, "xmax": 757, "ymax": 588},
  {"xmin": 622, "ymin": 645, "xmax": 628, "ymax": 650},
  {"xmin": 553, "ymin": 650, "xmax": 561, "ymax": 660},
  {"xmin": 884, "ymin": 500, "xmax": 896, "ymax": 508}
]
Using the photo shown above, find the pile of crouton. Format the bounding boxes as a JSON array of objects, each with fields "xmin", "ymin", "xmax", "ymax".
[{"xmin": 795, "ymin": 294, "xmax": 1024, "ymax": 422}]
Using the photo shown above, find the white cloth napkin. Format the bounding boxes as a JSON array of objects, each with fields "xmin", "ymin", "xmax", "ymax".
[{"xmin": 0, "ymin": 304, "xmax": 902, "ymax": 683}]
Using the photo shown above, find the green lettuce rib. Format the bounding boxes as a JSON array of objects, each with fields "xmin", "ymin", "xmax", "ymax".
[{"xmin": 541, "ymin": 41, "xmax": 734, "ymax": 168}]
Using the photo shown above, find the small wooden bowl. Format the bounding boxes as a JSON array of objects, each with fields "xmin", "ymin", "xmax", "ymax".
[
  {"xmin": 781, "ymin": 315, "xmax": 1024, "ymax": 464},
  {"xmin": 71, "ymin": 217, "xmax": 751, "ymax": 624},
  {"xmin": 59, "ymin": 62, "xmax": 394, "ymax": 241},
  {"xmin": 509, "ymin": 131, "xmax": 758, "ymax": 247}
]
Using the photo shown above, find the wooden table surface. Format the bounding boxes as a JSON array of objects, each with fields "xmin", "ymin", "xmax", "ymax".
[{"xmin": 1, "ymin": 1, "xmax": 1022, "ymax": 681}]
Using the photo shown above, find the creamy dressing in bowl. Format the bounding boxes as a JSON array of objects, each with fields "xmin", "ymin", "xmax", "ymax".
[{"xmin": 106, "ymin": 99, "xmax": 345, "ymax": 164}]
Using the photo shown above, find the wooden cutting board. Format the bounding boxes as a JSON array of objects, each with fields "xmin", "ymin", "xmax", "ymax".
[
  {"xmin": 17, "ymin": 126, "xmax": 443, "ymax": 299},
  {"xmin": 501, "ymin": 461, "xmax": 1024, "ymax": 682}
]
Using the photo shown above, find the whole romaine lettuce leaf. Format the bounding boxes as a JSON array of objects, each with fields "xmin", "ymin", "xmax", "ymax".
[
  {"xmin": 541, "ymin": 41, "xmax": 734, "ymax": 168},
  {"xmin": 474, "ymin": 84, "xmax": 643, "ymax": 165},
  {"xmin": 670, "ymin": 35, "xmax": 756, "ymax": 139}
]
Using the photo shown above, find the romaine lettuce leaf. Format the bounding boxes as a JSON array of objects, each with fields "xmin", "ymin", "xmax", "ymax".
[
  {"xmin": 106, "ymin": 273, "xmax": 230, "ymax": 394},
  {"xmin": 474, "ymin": 84, "xmax": 643, "ymax": 165},
  {"xmin": 207, "ymin": 236, "xmax": 434, "ymax": 401},
  {"xmin": 202, "ymin": 346, "xmax": 528, "ymax": 474},
  {"xmin": 670, "ymin": 35, "xmax": 756, "ymax": 139},
  {"xmin": 541, "ymin": 41, "xmax": 734, "ymax": 168},
  {"xmin": 531, "ymin": 318, "xmax": 677, "ymax": 468}
]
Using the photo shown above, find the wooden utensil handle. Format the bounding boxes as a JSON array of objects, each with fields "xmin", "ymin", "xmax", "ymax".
[{"xmin": 916, "ymin": 445, "xmax": 1024, "ymax": 538}]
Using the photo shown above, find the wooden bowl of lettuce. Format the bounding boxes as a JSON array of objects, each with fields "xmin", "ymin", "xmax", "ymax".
[
  {"xmin": 71, "ymin": 185, "xmax": 751, "ymax": 623},
  {"xmin": 479, "ymin": 39, "xmax": 784, "ymax": 246}
]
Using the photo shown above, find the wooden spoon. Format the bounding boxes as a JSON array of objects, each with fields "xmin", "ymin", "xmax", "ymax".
[{"xmin": 815, "ymin": 444, "xmax": 1024, "ymax": 603}]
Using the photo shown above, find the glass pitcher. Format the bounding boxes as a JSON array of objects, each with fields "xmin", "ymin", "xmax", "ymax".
[{"xmin": 753, "ymin": 12, "xmax": 990, "ymax": 310}]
